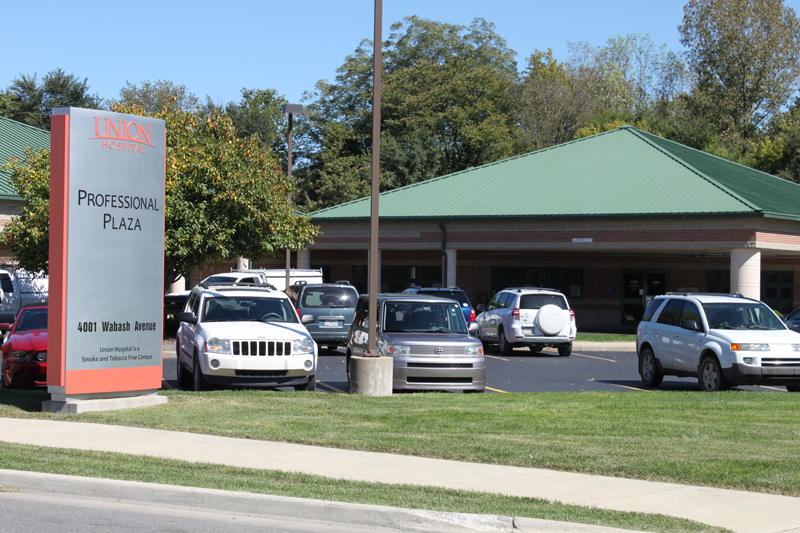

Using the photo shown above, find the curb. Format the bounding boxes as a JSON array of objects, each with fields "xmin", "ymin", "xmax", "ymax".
[{"xmin": 0, "ymin": 469, "xmax": 642, "ymax": 533}]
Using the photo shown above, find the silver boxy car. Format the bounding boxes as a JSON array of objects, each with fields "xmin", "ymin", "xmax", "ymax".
[{"xmin": 346, "ymin": 294, "xmax": 485, "ymax": 393}]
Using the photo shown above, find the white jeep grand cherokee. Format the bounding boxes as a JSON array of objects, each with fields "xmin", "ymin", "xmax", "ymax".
[
  {"xmin": 637, "ymin": 293, "xmax": 800, "ymax": 392},
  {"xmin": 176, "ymin": 284, "xmax": 317, "ymax": 391}
]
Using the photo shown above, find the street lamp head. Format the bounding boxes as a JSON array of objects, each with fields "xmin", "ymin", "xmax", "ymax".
[{"xmin": 283, "ymin": 103, "xmax": 303, "ymax": 115}]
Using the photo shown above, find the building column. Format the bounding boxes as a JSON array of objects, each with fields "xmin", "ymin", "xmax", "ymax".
[
  {"xmin": 236, "ymin": 256, "xmax": 248, "ymax": 270},
  {"xmin": 731, "ymin": 248, "xmax": 761, "ymax": 299},
  {"xmin": 169, "ymin": 276, "xmax": 185, "ymax": 294},
  {"xmin": 297, "ymin": 249, "xmax": 311, "ymax": 269},
  {"xmin": 446, "ymin": 248, "xmax": 457, "ymax": 288}
]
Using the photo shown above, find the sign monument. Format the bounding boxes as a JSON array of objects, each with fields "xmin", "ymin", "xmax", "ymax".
[{"xmin": 45, "ymin": 107, "xmax": 167, "ymax": 412}]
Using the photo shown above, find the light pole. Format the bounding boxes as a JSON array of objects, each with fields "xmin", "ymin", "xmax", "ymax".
[
  {"xmin": 283, "ymin": 103, "xmax": 303, "ymax": 291},
  {"xmin": 349, "ymin": 0, "xmax": 392, "ymax": 396}
]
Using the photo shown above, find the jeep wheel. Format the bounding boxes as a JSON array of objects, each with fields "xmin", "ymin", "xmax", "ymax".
[
  {"xmin": 192, "ymin": 352, "xmax": 209, "ymax": 392},
  {"xmin": 638, "ymin": 347, "xmax": 663, "ymax": 388},
  {"xmin": 699, "ymin": 357, "xmax": 728, "ymax": 392},
  {"xmin": 498, "ymin": 328, "xmax": 513, "ymax": 356},
  {"xmin": 297, "ymin": 375, "xmax": 316, "ymax": 391},
  {"xmin": 176, "ymin": 352, "xmax": 192, "ymax": 390},
  {"xmin": 558, "ymin": 343, "xmax": 572, "ymax": 357},
  {"xmin": 346, "ymin": 353, "xmax": 352, "ymax": 386}
]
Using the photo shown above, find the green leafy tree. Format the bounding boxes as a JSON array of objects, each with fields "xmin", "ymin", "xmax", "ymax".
[
  {"xmin": 117, "ymin": 80, "xmax": 199, "ymax": 114},
  {"xmin": 679, "ymin": 0, "xmax": 800, "ymax": 139},
  {"xmin": 1, "ymin": 104, "xmax": 319, "ymax": 289},
  {"xmin": 0, "ymin": 69, "xmax": 101, "ymax": 129},
  {"xmin": 296, "ymin": 16, "xmax": 523, "ymax": 210},
  {"xmin": 205, "ymin": 88, "xmax": 289, "ymax": 163}
]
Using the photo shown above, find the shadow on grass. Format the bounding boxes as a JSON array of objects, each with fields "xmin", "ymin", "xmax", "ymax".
[{"xmin": 0, "ymin": 388, "xmax": 50, "ymax": 413}]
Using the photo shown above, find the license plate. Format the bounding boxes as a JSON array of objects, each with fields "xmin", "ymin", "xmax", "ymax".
[
  {"xmin": 323, "ymin": 321, "xmax": 339, "ymax": 327},
  {"xmin": 523, "ymin": 328, "xmax": 533, "ymax": 335}
]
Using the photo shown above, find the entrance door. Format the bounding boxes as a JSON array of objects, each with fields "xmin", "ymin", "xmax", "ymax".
[{"xmin": 622, "ymin": 271, "xmax": 667, "ymax": 325}]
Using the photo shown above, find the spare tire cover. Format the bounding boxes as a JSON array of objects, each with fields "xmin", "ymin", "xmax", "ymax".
[{"xmin": 535, "ymin": 304, "xmax": 567, "ymax": 336}]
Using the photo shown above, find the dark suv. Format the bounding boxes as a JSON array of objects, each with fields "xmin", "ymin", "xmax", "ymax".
[
  {"xmin": 286, "ymin": 281, "xmax": 359, "ymax": 350},
  {"xmin": 401, "ymin": 287, "xmax": 475, "ymax": 324}
]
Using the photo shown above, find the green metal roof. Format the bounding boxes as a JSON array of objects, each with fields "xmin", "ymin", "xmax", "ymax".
[
  {"xmin": 310, "ymin": 126, "xmax": 800, "ymax": 222},
  {"xmin": 0, "ymin": 116, "xmax": 50, "ymax": 201}
]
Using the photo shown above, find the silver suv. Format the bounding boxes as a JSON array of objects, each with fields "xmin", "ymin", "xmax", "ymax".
[
  {"xmin": 637, "ymin": 293, "xmax": 800, "ymax": 392},
  {"xmin": 476, "ymin": 288, "xmax": 576, "ymax": 356},
  {"xmin": 176, "ymin": 284, "xmax": 317, "ymax": 391},
  {"xmin": 346, "ymin": 294, "xmax": 485, "ymax": 393}
]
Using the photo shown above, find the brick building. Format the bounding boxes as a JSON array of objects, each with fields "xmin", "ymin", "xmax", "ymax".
[{"xmin": 273, "ymin": 126, "xmax": 800, "ymax": 331}]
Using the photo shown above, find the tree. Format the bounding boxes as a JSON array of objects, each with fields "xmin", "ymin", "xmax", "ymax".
[
  {"xmin": 514, "ymin": 49, "xmax": 600, "ymax": 151},
  {"xmin": 296, "ymin": 17, "xmax": 523, "ymax": 210},
  {"xmin": 205, "ymin": 88, "xmax": 289, "ymax": 164},
  {"xmin": 679, "ymin": 0, "xmax": 800, "ymax": 139},
  {"xmin": 117, "ymin": 80, "xmax": 200, "ymax": 114},
  {"xmin": 0, "ymin": 69, "xmax": 101, "ymax": 129},
  {"xmin": 0, "ymin": 104, "xmax": 319, "ymax": 289}
]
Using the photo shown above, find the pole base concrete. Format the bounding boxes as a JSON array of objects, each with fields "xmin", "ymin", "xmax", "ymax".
[{"xmin": 349, "ymin": 355, "xmax": 393, "ymax": 396}]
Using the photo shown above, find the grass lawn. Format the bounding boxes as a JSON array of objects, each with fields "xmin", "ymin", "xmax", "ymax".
[{"xmin": 0, "ymin": 387, "xmax": 797, "ymax": 499}]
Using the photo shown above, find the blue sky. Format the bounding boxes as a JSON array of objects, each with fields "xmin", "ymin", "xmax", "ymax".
[{"xmin": 4, "ymin": 1, "xmax": 800, "ymax": 107}]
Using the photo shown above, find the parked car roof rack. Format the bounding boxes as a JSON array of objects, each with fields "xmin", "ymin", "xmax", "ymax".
[{"xmin": 504, "ymin": 287, "xmax": 562, "ymax": 293}]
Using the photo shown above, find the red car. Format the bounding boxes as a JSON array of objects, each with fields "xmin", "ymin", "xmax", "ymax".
[{"xmin": 1, "ymin": 306, "xmax": 47, "ymax": 388}]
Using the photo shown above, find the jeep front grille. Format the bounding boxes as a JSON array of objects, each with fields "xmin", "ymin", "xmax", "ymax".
[
  {"xmin": 407, "ymin": 363, "xmax": 473, "ymax": 369},
  {"xmin": 761, "ymin": 358, "xmax": 800, "ymax": 367},
  {"xmin": 232, "ymin": 340, "xmax": 292, "ymax": 356}
]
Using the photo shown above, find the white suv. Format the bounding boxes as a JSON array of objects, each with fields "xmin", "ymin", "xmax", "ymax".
[
  {"xmin": 637, "ymin": 293, "xmax": 800, "ymax": 392},
  {"xmin": 476, "ymin": 288, "xmax": 576, "ymax": 356},
  {"xmin": 176, "ymin": 284, "xmax": 317, "ymax": 391}
]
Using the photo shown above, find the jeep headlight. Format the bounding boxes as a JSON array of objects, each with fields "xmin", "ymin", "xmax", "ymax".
[
  {"xmin": 293, "ymin": 338, "xmax": 314, "ymax": 354},
  {"xmin": 388, "ymin": 345, "xmax": 411, "ymax": 355},
  {"xmin": 206, "ymin": 337, "xmax": 230, "ymax": 354},
  {"xmin": 465, "ymin": 346, "xmax": 483, "ymax": 356},
  {"xmin": 731, "ymin": 343, "xmax": 770, "ymax": 352}
]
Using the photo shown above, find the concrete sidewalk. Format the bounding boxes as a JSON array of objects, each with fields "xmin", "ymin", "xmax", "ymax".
[{"xmin": 0, "ymin": 418, "xmax": 798, "ymax": 532}]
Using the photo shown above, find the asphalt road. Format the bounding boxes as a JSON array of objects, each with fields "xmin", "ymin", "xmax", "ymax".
[{"xmin": 164, "ymin": 346, "xmax": 790, "ymax": 393}]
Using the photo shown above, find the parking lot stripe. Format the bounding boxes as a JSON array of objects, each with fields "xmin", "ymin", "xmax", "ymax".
[
  {"xmin": 317, "ymin": 381, "xmax": 346, "ymax": 393},
  {"xmin": 574, "ymin": 353, "xmax": 618, "ymax": 363},
  {"xmin": 485, "ymin": 386, "xmax": 509, "ymax": 394},
  {"xmin": 485, "ymin": 354, "xmax": 509, "ymax": 361}
]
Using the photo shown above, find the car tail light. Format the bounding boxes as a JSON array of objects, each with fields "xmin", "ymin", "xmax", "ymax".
[
  {"xmin": 469, "ymin": 308, "xmax": 476, "ymax": 322},
  {"xmin": 296, "ymin": 308, "xmax": 302, "ymax": 320},
  {"xmin": 569, "ymin": 309, "xmax": 575, "ymax": 322},
  {"xmin": 512, "ymin": 308, "xmax": 520, "ymax": 321}
]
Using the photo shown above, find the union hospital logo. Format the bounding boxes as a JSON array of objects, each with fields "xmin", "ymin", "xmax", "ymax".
[{"xmin": 90, "ymin": 117, "xmax": 153, "ymax": 154}]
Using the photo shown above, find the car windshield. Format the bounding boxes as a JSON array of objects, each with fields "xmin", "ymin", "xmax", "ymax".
[
  {"xmin": 416, "ymin": 290, "xmax": 470, "ymax": 307},
  {"xmin": 703, "ymin": 302, "xmax": 785, "ymax": 330},
  {"xmin": 202, "ymin": 296, "xmax": 297, "ymax": 323},
  {"xmin": 382, "ymin": 301, "xmax": 467, "ymax": 333},
  {"xmin": 301, "ymin": 287, "xmax": 358, "ymax": 308},
  {"xmin": 15, "ymin": 308, "xmax": 48, "ymax": 332}
]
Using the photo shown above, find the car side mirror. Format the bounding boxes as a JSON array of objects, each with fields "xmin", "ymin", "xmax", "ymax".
[
  {"xmin": 682, "ymin": 319, "xmax": 703, "ymax": 332},
  {"xmin": 301, "ymin": 315, "xmax": 314, "ymax": 324},
  {"xmin": 468, "ymin": 322, "xmax": 479, "ymax": 337},
  {"xmin": 178, "ymin": 312, "xmax": 197, "ymax": 324}
]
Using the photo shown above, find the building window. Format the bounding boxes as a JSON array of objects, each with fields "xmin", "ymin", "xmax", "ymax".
[
  {"xmin": 490, "ymin": 267, "xmax": 582, "ymax": 299},
  {"xmin": 762, "ymin": 270, "xmax": 793, "ymax": 314},
  {"xmin": 706, "ymin": 270, "xmax": 730, "ymax": 293}
]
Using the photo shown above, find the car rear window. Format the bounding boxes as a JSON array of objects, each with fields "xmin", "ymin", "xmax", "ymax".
[
  {"xmin": 301, "ymin": 287, "xmax": 358, "ymax": 308},
  {"xmin": 519, "ymin": 294, "xmax": 567, "ymax": 310},
  {"xmin": 417, "ymin": 290, "xmax": 470, "ymax": 307}
]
